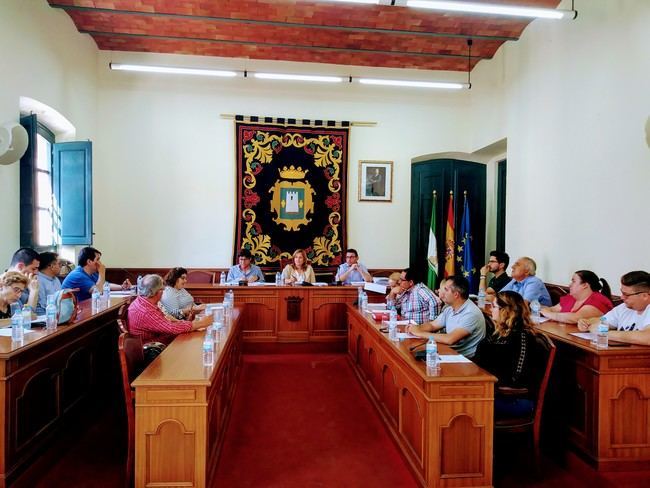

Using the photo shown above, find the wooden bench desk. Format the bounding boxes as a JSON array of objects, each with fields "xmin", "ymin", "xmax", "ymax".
[{"xmin": 536, "ymin": 320, "xmax": 650, "ymax": 470}]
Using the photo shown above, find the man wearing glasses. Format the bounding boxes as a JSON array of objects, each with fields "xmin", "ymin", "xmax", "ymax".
[
  {"xmin": 335, "ymin": 248, "xmax": 372, "ymax": 284},
  {"xmin": 227, "ymin": 249, "xmax": 265, "ymax": 283},
  {"xmin": 478, "ymin": 250, "xmax": 510, "ymax": 294},
  {"xmin": 578, "ymin": 271, "xmax": 650, "ymax": 345}
]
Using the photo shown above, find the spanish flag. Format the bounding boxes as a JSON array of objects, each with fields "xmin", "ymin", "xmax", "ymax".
[{"xmin": 444, "ymin": 192, "xmax": 455, "ymax": 277}]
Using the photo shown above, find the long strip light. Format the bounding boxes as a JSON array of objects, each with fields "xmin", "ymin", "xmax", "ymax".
[
  {"xmin": 405, "ymin": 1, "xmax": 576, "ymax": 19},
  {"xmin": 109, "ymin": 64, "xmax": 470, "ymax": 90},
  {"xmin": 359, "ymin": 78, "xmax": 468, "ymax": 90},
  {"xmin": 109, "ymin": 63, "xmax": 238, "ymax": 77},
  {"xmin": 321, "ymin": 0, "xmax": 576, "ymax": 20},
  {"xmin": 253, "ymin": 73, "xmax": 344, "ymax": 83}
]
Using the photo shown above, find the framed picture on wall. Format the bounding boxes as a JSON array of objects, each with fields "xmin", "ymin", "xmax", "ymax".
[{"xmin": 358, "ymin": 160, "xmax": 393, "ymax": 202}]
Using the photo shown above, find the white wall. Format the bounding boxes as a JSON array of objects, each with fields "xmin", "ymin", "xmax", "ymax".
[
  {"xmin": 470, "ymin": 0, "xmax": 650, "ymax": 287},
  {"xmin": 0, "ymin": 0, "xmax": 97, "ymax": 262},
  {"xmin": 94, "ymin": 53, "xmax": 471, "ymax": 267}
]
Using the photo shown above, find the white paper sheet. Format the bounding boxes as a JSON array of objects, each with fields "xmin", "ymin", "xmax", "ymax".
[
  {"xmin": 531, "ymin": 315, "xmax": 550, "ymax": 323},
  {"xmin": 396, "ymin": 331, "xmax": 419, "ymax": 339},
  {"xmin": 438, "ymin": 354, "xmax": 472, "ymax": 363},
  {"xmin": 395, "ymin": 319, "xmax": 417, "ymax": 326},
  {"xmin": 0, "ymin": 328, "xmax": 36, "ymax": 337},
  {"xmin": 569, "ymin": 332, "xmax": 596, "ymax": 340}
]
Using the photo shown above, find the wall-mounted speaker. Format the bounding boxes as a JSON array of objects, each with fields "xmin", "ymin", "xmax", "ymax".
[{"xmin": 0, "ymin": 122, "xmax": 29, "ymax": 165}]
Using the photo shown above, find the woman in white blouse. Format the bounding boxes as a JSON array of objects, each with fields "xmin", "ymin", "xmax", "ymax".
[
  {"xmin": 160, "ymin": 267, "xmax": 205, "ymax": 319},
  {"xmin": 282, "ymin": 249, "xmax": 316, "ymax": 285}
]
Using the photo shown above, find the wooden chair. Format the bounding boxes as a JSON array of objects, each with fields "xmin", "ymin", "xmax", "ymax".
[
  {"xmin": 118, "ymin": 333, "xmax": 145, "ymax": 488},
  {"xmin": 186, "ymin": 269, "xmax": 216, "ymax": 284},
  {"xmin": 117, "ymin": 296, "xmax": 133, "ymax": 334},
  {"xmin": 494, "ymin": 333, "xmax": 556, "ymax": 471},
  {"xmin": 544, "ymin": 283, "xmax": 568, "ymax": 306}
]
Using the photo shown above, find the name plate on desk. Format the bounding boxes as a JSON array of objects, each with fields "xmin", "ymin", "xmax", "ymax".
[{"xmin": 364, "ymin": 282, "xmax": 387, "ymax": 294}]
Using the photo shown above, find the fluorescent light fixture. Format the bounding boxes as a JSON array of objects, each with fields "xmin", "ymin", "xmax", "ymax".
[
  {"xmin": 405, "ymin": 1, "xmax": 577, "ymax": 19},
  {"xmin": 325, "ymin": 0, "xmax": 380, "ymax": 4},
  {"xmin": 109, "ymin": 63, "xmax": 238, "ymax": 77},
  {"xmin": 254, "ymin": 73, "xmax": 344, "ymax": 83},
  {"xmin": 358, "ymin": 78, "xmax": 469, "ymax": 89}
]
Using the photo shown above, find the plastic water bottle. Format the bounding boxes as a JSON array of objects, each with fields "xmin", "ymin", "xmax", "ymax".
[
  {"xmin": 102, "ymin": 281, "xmax": 111, "ymax": 308},
  {"xmin": 22, "ymin": 305, "xmax": 32, "ymax": 330},
  {"xmin": 11, "ymin": 304, "xmax": 24, "ymax": 342},
  {"xmin": 220, "ymin": 271, "xmax": 226, "ymax": 285},
  {"xmin": 596, "ymin": 316, "xmax": 609, "ymax": 349},
  {"xmin": 388, "ymin": 307, "xmax": 398, "ymax": 341},
  {"xmin": 46, "ymin": 294, "xmax": 58, "ymax": 331},
  {"xmin": 202, "ymin": 332, "xmax": 215, "ymax": 366},
  {"xmin": 136, "ymin": 275, "xmax": 143, "ymax": 295},
  {"xmin": 530, "ymin": 299, "xmax": 541, "ymax": 322},
  {"xmin": 361, "ymin": 292, "xmax": 369, "ymax": 312},
  {"xmin": 275, "ymin": 272, "xmax": 282, "ymax": 286},
  {"xmin": 91, "ymin": 289, "xmax": 101, "ymax": 313},
  {"xmin": 477, "ymin": 288, "xmax": 486, "ymax": 308},
  {"xmin": 426, "ymin": 337, "xmax": 439, "ymax": 374},
  {"xmin": 227, "ymin": 289, "xmax": 234, "ymax": 306}
]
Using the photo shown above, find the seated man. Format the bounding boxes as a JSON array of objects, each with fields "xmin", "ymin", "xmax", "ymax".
[
  {"xmin": 479, "ymin": 250, "xmax": 511, "ymax": 294},
  {"xmin": 7, "ymin": 247, "xmax": 40, "ymax": 308},
  {"xmin": 227, "ymin": 249, "xmax": 265, "ymax": 283},
  {"xmin": 388, "ymin": 268, "xmax": 442, "ymax": 325},
  {"xmin": 406, "ymin": 275, "xmax": 486, "ymax": 358},
  {"xmin": 335, "ymin": 248, "xmax": 372, "ymax": 284},
  {"xmin": 128, "ymin": 274, "xmax": 212, "ymax": 345},
  {"xmin": 500, "ymin": 257, "xmax": 552, "ymax": 306},
  {"xmin": 578, "ymin": 270, "xmax": 650, "ymax": 345},
  {"xmin": 62, "ymin": 246, "xmax": 132, "ymax": 301},
  {"xmin": 36, "ymin": 251, "xmax": 62, "ymax": 314}
]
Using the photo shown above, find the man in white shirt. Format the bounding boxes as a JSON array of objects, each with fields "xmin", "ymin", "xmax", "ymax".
[{"xmin": 578, "ymin": 271, "xmax": 650, "ymax": 345}]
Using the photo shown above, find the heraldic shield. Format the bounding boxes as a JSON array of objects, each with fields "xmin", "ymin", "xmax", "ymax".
[{"xmin": 270, "ymin": 166, "xmax": 315, "ymax": 231}]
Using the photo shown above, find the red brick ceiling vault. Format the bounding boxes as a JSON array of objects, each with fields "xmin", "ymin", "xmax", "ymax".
[{"xmin": 47, "ymin": 0, "xmax": 562, "ymax": 72}]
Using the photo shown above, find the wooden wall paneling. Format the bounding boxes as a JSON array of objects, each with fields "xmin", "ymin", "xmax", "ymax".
[
  {"xmin": 310, "ymin": 288, "xmax": 356, "ymax": 341},
  {"xmin": 399, "ymin": 385, "xmax": 426, "ymax": 469}
]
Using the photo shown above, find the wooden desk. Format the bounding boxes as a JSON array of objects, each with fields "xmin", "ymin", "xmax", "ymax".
[
  {"xmin": 536, "ymin": 321, "xmax": 650, "ymax": 470},
  {"xmin": 185, "ymin": 284, "xmax": 357, "ymax": 343},
  {"xmin": 133, "ymin": 310, "xmax": 242, "ymax": 488},
  {"xmin": 0, "ymin": 298, "xmax": 125, "ymax": 488},
  {"xmin": 347, "ymin": 306, "xmax": 495, "ymax": 487}
]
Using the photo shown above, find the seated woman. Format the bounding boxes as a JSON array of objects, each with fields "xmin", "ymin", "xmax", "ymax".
[
  {"xmin": 473, "ymin": 291, "xmax": 538, "ymax": 418},
  {"xmin": 160, "ymin": 267, "xmax": 205, "ymax": 320},
  {"xmin": 282, "ymin": 249, "xmax": 316, "ymax": 285},
  {"xmin": 540, "ymin": 270, "xmax": 613, "ymax": 324},
  {"xmin": 0, "ymin": 271, "xmax": 28, "ymax": 319}
]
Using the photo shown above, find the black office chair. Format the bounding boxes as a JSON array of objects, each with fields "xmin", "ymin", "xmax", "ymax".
[{"xmin": 494, "ymin": 333, "xmax": 556, "ymax": 472}]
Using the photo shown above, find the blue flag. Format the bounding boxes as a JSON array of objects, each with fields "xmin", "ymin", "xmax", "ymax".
[{"xmin": 457, "ymin": 196, "xmax": 476, "ymax": 291}]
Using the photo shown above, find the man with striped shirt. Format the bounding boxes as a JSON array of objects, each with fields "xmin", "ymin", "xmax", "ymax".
[
  {"xmin": 388, "ymin": 268, "xmax": 442, "ymax": 325},
  {"xmin": 128, "ymin": 274, "xmax": 212, "ymax": 345}
]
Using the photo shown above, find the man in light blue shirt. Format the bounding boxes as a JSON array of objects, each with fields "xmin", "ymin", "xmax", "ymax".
[
  {"xmin": 335, "ymin": 248, "xmax": 372, "ymax": 284},
  {"xmin": 227, "ymin": 249, "xmax": 265, "ymax": 283},
  {"xmin": 407, "ymin": 275, "xmax": 486, "ymax": 358},
  {"xmin": 501, "ymin": 257, "xmax": 552, "ymax": 306},
  {"xmin": 36, "ymin": 252, "xmax": 62, "ymax": 314}
]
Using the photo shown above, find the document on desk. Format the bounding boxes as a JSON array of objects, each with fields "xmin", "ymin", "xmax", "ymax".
[
  {"xmin": 531, "ymin": 315, "xmax": 550, "ymax": 323},
  {"xmin": 438, "ymin": 354, "xmax": 472, "ymax": 363},
  {"xmin": 570, "ymin": 332, "xmax": 596, "ymax": 341},
  {"xmin": 396, "ymin": 331, "xmax": 419, "ymax": 340},
  {"xmin": 0, "ymin": 328, "xmax": 36, "ymax": 337},
  {"xmin": 395, "ymin": 319, "xmax": 417, "ymax": 326}
]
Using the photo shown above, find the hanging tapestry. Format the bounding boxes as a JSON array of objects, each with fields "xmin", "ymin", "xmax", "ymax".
[{"xmin": 234, "ymin": 121, "xmax": 349, "ymax": 271}]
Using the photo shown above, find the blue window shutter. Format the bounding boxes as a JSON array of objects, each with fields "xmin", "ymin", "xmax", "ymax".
[{"xmin": 52, "ymin": 141, "xmax": 93, "ymax": 245}]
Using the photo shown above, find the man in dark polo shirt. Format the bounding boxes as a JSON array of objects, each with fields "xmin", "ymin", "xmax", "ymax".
[{"xmin": 479, "ymin": 250, "xmax": 510, "ymax": 295}]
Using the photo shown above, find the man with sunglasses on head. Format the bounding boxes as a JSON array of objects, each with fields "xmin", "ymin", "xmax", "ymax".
[
  {"xmin": 578, "ymin": 271, "xmax": 650, "ymax": 345},
  {"xmin": 36, "ymin": 252, "xmax": 62, "ymax": 314}
]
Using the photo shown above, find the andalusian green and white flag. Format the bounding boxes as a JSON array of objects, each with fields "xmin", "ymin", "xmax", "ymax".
[{"xmin": 427, "ymin": 193, "xmax": 438, "ymax": 289}]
